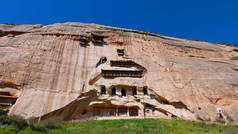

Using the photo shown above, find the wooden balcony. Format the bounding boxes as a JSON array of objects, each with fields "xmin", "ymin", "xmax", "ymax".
[
  {"xmin": 101, "ymin": 70, "xmax": 143, "ymax": 78},
  {"xmin": 110, "ymin": 60, "xmax": 136, "ymax": 67},
  {"xmin": 0, "ymin": 91, "xmax": 17, "ymax": 107}
]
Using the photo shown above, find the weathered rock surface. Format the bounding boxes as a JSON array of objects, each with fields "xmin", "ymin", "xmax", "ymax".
[{"xmin": 0, "ymin": 23, "xmax": 238, "ymax": 124}]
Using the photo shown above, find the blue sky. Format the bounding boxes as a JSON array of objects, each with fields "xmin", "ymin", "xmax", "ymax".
[{"xmin": 1, "ymin": 0, "xmax": 238, "ymax": 45}]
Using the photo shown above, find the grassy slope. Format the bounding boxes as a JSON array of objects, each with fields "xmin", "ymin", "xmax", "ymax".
[{"xmin": 1, "ymin": 118, "xmax": 238, "ymax": 134}]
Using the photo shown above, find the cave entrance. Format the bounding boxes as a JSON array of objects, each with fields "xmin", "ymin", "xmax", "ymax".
[
  {"xmin": 93, "ymin": 107, "xmax": 116, "ymax": 117},
  {"xmin": 111, "ymin": 87, "xmax": 116, "ymax": 96},
  {"xmin": 132, "ymin": 87, "xmax": 137, "ymax": 96},
  {"xmin": 117, "ymin": 49, "xmax": 125, "ymax": 56},
  {"xmin": 100, "ymin": 85, "xmax": 106, "ymax": 95},
  {"xmin": 121, "ymin": 88, "xmax": 126, "ymax": 96},
  {"xmin": 143, "ymin": 86, "xmax": 148, "ymax": 95},
  {"xmin": 129, "ymin": 107, "xmax": 139, "ymax": 116},
  {"xmin": 93, "ymin": 106, "xmax": 139, "ymax": 118},
  {"xmin": 118, "ymin": 107, "xmax": 127, "ymax": 116}
]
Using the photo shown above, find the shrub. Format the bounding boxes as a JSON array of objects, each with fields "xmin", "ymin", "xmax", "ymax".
[
  {"xmin": 141, "ymin": 30, "xmax": 149, "ymax": 33},
  {"xmin": 231, "ymin": 56, "xmax": 238, "ymax": 60},
  {"xmin": 233, "ymin": 68, "xmax": 238, "ymax": 71},
  {"xmin": 0, "ymin": 109, "xmax": 11, "ymax": 125},
  {"xmin": 30, "ymin": 117, "xmax": 63, "ymax": 132},
  {"xmin": 8, "ymin": 115, "xmax": 28, "ymax": 130},
  {"xmin": 0, "ymin": 108, "xmax": 8, "ymax": 115}
]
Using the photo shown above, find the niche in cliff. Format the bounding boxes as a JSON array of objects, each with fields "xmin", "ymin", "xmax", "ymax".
[
  {"xmin": 91, "ymin": 33, "xmax": 108, "ymax": 46},
  {"xmin": 0, "ymin": 30, "xmax": 27, "ymax": 37}
]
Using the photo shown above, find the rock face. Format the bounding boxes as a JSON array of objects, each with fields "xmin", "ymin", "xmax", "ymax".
[{"xmin": 0, "ymin": 23, "xmax": 238, "ymax": 124}]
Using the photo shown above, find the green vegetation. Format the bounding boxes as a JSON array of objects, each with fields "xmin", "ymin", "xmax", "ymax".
[
  {"xmin": 141, "ymin": 30, "xmax": 149, "ymax": 33},
  {"xmin": 1, "ymin": 108, "xmax": 238, "ymax": 134},
  {"xmin": 0, "ymin": 108, "xmax": 62, "ymax": 133},
  {"xmin": 233, "ymin": 68, "xmax": 238, "ymax": 71},
  {"xmin": 1, "ymin": 118, "xmax": 238, "ymax": 133},
  {"xmin": 231, "ymin": 56, "xmax": 238, "ymax": 60}
]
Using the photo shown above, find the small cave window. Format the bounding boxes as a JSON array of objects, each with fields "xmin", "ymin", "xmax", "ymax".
[
  {"xmin": 143, "ymin": 86, "xmax": 148, "ymax": 95},
  {"xmin": 121, "ymin": 88, "xmax": 126, "ymax": 96},
  {"xmin": 198, "ymin": 107, "xmax": 201, "ymax": 110},
  {"xmin": 92, "ymin": 34, "xmax": 104, "ymax": 43},
  {"xmin": 219, "ymin": 113, "xmax": 223, "ymax": 119},
  {"xmin": 233, "ymin": 49, "xmax": 238, "ymax": 52},
  {"xmin": 100, "ymin": 85, "xmax": 106, "ymax": 95},
  {"xmin": 111, "ymin": 87, "xmax": 116, "ymax": 96},
  {"xmin": 161, "ymin": 100, "xmax": 169, "ymax": 104},
  {"xmin": 132, "ymin": 87, "xmax": 137, "ymax": 96},
  {"xmin": 117, "ymin": 49, "xmax": 125, "ymax": 56}
]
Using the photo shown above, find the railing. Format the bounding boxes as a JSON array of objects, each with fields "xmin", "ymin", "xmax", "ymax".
[
  {"xmin": 110, "ymin": 60, "xmax": 136, "ymax": 67},
  {"xmin": 0, "ymin": 91, "xmax": 17, "ymax": 107},
  {"xmin": 101, "ymin": 70, "xmax": 143, "ymax": 78}
]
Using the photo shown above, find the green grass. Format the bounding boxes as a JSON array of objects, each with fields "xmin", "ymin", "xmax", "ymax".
[
  {"xmin": 231, "ymin": 56, "xmax": 238, "ymax": 60},
  {"xmin": 0, "ymin": 118, "xmax": 238, "ymax": 134}
]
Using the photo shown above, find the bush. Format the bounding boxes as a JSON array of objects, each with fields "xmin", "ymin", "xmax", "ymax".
[
  {"xmin": 29, "ymin": 117, "xmax": 63, "ymax": 132},
  {"xmin": 0, "ymin": 108, "xmax": 8, "ymax": 115},
  {"xmin": 0, "ymin": 108, "xmax": 63, "ymax": 132},
  {"xmin": 8, "ymin": 115, "xmax": 28, "ymax": 130},
  {"xmin": 0, "ymin": 109, "xmax": 11, "ymax": 125},
  {"xmin": 141, "ymin": 30, "xmax": 149, "ymax": 33},
  {"xmin": 233, "ymin": 68, "xmax": 238, "ymax": 71},
  {"xmin": 231, "ymin": 56, "xmax": 238, "ymax": 60}
]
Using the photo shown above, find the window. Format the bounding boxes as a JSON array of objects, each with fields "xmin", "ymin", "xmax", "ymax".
[
  {"xmin": 101, "ymin": 85, "xmax": 106, "ymax": 95},
  {"xmin": 92, "ymin": 33, "xmax": 104, "ymax": 43},
  {"xmin": 111, "ymin": 87, "xmax": 116, "ymax": 96},
  {"xmin": 117, "ymin": 49, "xmax": 125, "ymax": 56},
  {"xmin": 121, "ymin": 88, "xmax": 126, "ymax": 96},
  {"xmin": 132, "ymin": 87, "xmax": 137, "ymax": 96},
  {"xmin": 143, "ymin": 86, "xmax": 148, "ymax": 95}
]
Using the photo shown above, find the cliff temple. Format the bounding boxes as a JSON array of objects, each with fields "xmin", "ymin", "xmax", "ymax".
[{"xmin": 0, "ymin": 23, "xmax": 237, "ymax": 124}]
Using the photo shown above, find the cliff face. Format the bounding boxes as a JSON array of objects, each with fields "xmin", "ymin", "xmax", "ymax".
[{"xmin": 0, "ymin": 23, "xmax": 238, "ymax": 124}]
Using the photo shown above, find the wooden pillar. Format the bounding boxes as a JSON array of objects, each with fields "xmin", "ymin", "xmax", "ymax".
[
  {"xmin": 116, "ymin": 107, "xmax": 118, "ymax": 117},
  {"xmin": 127, "ymin": 107, "xmax": 129, "ymax": 117}
]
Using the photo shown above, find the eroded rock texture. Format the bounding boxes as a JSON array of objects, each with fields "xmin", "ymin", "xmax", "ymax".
[{"xmin": 0, "ymin": 23, "xmax": 238, "ymax": 124}]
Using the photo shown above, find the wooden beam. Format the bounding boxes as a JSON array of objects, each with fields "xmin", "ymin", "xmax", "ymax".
[{"xmin": 0, "ymin": 95, "xmax": 17, "ymax": 101}]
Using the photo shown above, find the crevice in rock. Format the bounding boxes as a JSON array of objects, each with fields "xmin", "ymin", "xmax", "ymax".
[
  {"xmin": 34, "ymin": 33, "xmax": 92, "ymax": 44},
  {"xmin": 149, "ymin": 89, "xmax": 190, "ymax": 111},
  {"xmin": 164, "ymin": 42, "xmax": 216, "ymax": 52},
  {"xmin": 233, "ymin": 49, "xmax": 238, "ymax": 52},
  {"xmin": 0, "ymin": 30, "xmax": 27, "ymax": 37}
]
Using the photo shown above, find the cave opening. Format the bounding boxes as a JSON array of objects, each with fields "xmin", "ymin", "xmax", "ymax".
[
  {"xmin": 129, "ymin": 108, "xmax": 138, "ymax": 116},
  {"xmin": 111, "ymin": 87, "xmax": 116, "ymax": 96},
  {"xmin": 132, "ymin": 87, "xmax": 137, "ymax": 96},
  {"xmin": 143, "ymin": 86, "xmax": 148, "ymax": 95},
  {"xmin": 100, "ymin": 85, "xmax": 106, "ymax": 95},
  {"xmin": 117, "ymin": 49, "xmax": 125, "ymax": 56},
  {"xmin": 121, "ymin": 88, "xmax": 126, "ymax": 96}
]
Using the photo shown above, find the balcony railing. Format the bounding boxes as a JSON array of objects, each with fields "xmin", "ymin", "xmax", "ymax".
[{"xmin": 101, "ymin": 69, "xmax": 143, "ymax": 78}]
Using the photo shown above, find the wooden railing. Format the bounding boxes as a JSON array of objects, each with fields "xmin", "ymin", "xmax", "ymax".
[{"xmin": 101, "ymin": 70, "xmax": 143, "ymax": 78}]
